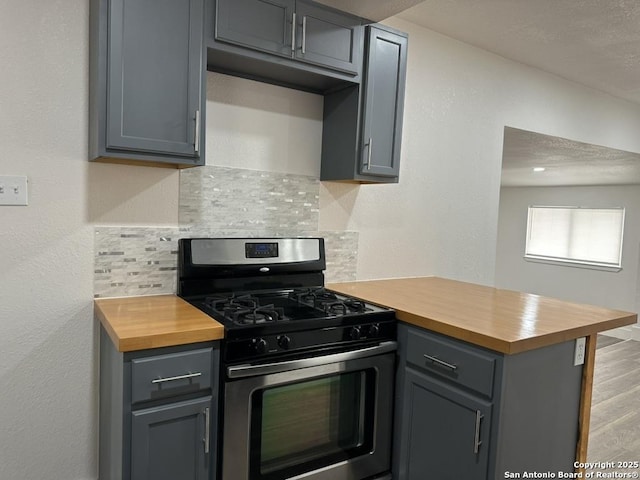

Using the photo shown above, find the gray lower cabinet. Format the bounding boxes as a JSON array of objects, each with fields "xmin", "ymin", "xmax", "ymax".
[
  {"xmin": 99, "ymin": 327, "xmax": 219, "ymax": 480},
  {"xmin": 90, "ymin": 0, "xmax": 206, "ymax": 167},
  {"xmin": 210, "ymin": 0, "xmax": 363, "ymax": 91},
  {"xmin": 400, "ymin": 369, "xmax": 492, "ymax": 480},
  {"xmin": 321, "ymin": 24, "xmax": 407, "ymax": 183},
  {"xmin": 131, "ymin": 397, "xmax": 211, "ymax": 480},
  {"xmin": 393, "ymin": 323, "xmax": 584, "ymax": 480}
]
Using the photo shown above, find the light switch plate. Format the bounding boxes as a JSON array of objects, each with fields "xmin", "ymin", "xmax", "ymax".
[
  {"xmin": 573, "ymin": 337, "xmax": 586, "ymax": 366},
  {"xmin": 0, "ymin": 175, "xmax": 28, "ymax": 206}
]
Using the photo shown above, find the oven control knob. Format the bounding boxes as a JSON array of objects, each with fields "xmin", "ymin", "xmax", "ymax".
[
  {"xmin": 252, "ymin": 338, "xmax": 268, "ymax": 354},
  {"xmin": 369, "ymin": 324, "xmax": 380, "ymax": 337},
  {"xmin": 277, "ymin": 335, "xmax": 292, "ymax": 350},
  {"xmin": 349, "ymin": 326, "xmax": 362, "ymax": 340}
]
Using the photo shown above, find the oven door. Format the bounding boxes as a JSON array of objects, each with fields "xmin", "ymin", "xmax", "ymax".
[{"xmin": 222, "ymin": 341, "xmax": 396, "ymax": 480}]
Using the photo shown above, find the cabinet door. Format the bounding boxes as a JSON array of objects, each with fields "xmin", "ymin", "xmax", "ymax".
[
  {"xmin": 215, "ymin": 0, "xmax": 295, "ymax": 57},
  {"xmin": 107, "ymin": 0, "xmax": 203, "ymax": 157},
  {"xmin": 360, "ymin": 26, "xmax": 407, "ymax": 178},
  {"xmin": 131, "ymin": 396, "xmax": 211, "ymax": 480},
  {"xmin": 294, "ymin": 0, "xmax": 361, "ymax": 75},
  {"xmin": 397, "ymin": 368, "xmax": 492, "ymax": 480}
]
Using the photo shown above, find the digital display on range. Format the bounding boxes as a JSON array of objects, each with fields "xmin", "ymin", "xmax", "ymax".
[{"xmin": 245, "ymin": 242, "xmax": 279, "ymax": 259}]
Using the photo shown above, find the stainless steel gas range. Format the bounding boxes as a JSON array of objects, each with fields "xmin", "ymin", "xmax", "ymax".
[{"xmin": 177, "ymin": 237, "xmax": 396, "ymax": 480}]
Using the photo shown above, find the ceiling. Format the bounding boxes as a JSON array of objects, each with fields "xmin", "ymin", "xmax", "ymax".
[
  {"xmin": 501, "ymin": 127, "xmax": 640, "ymax": 187},
  {"xmin": 393, "ymin": 0, "xmax": 640, "ymax": 187},
  {"xmin": 396, "ymin": 0, "xmax": 640, "ymax": 105},
  {"xmin": 315, "ymin": 0, "xmax": 425, "ymax": 22}
]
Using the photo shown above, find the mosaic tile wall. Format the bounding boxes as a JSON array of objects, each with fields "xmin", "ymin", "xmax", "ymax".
[
  {"xmin": 94, "ymin": 227, "xmax": 358, "ymax": 298},
  {"xmin": 94, "ymin": 227, "xmax": 182, "ymax": 298},
  {"xmin": 94, "ymin": 166, "xmax": 359, "ymax": 298},
  {"xmin": 179, "ymin": 166, "xmax": 319, "ymax": 231}
]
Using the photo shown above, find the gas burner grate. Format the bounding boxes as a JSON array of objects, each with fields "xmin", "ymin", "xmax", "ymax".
[
  {"xmin": 205, "ymin": 294, "xmax": 257, "ymax": 312},
  {"xmin": 290, "ymin": 287, "xmax": 369, "ymax": 315},
  {"xmin": 289, "ymin": 287, "xmax": 338, "ymax": 305},
  {"xmin": 231, "ymin": 305, "xmax": 286, "ymax": 326},
  {"xmin": 204, "ymin": 294, "xmax": 289, "ymax": 325}
]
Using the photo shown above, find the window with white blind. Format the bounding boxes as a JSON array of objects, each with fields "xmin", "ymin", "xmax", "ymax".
[{"xmin": 525, "ymin": 206, "xmax": 625, "ymax": 269}]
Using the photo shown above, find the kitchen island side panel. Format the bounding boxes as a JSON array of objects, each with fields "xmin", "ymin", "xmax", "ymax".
[{"xmin": 493, "ymin": 340, "xmax": 583, "ymax": 477}]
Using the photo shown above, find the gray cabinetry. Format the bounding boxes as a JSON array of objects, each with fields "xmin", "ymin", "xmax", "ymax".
[
  {"xmin": 359, "ymin": 26, "xmax": 407, "ymax": 178},
  {"xmin": 99, "ymin": 327, "xmax": 219, "ymax": 480},
  {"xmin": 321, "ymin": 24, "xmax": 407, "ymax": 183},
  {"xmin": 293, "ymin": 1, "xmax": 361, "ymax": 75},
  {"xmin": 210, "ymin": 0, "xmax": 363, "ymax": 92},
  {"xmin": 216, "ymin": 0, "xmax": 294, "ymax": 58},
  {"xmin": 90, "ymin": 0, "xmax": 206, "ymax": 167},
  {"xmin": 401, "ymin": 369, "xmax": 492, "ymax": 480},
  {"xmin": 394, "ymin": 323, "xmax": 584, "ymax": 480},
  {"xmin": 131, "ymin": 397, "xmax": 211, "ymax": 480}
]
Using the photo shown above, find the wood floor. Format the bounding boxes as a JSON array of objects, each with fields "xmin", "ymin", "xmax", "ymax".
[{"xmin": 587, "ymin": 335, "xmax": 640, "ymax": 473}]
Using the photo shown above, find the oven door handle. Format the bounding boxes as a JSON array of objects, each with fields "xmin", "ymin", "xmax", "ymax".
[{"xmin": 227, "ymin": 341, "xmax": 397, "ymax": 379}]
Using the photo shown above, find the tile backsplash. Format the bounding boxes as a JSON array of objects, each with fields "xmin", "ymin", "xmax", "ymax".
[
  {"xmin": 94, "ymin": 166, "xmax": 358, "ymax": 298},
  {"xmin": 179, "ymin": 166, "xmax": 319, "ymax": 230}
]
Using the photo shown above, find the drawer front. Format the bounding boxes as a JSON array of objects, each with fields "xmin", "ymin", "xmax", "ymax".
[
  {"xmin": 131, "ymin": 348, "xmax": 213, "ymax": 404},
  {"xmin": 406, "ymin": 329, "xmax": 496, "ymax": 397}
]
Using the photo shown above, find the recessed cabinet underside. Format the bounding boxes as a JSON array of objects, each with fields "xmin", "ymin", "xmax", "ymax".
[{"xmin": 211, "ymin": 0, "xmax": 362, "ymax": 91}]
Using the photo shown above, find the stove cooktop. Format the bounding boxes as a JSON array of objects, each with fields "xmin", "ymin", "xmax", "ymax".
[
  {"xmin": 184, "ymin": 287, "xmax": 396, "ymax": 363},
  {"xmin": 197, "ymin": 287, "xmax": 387, "ymax": 327}
]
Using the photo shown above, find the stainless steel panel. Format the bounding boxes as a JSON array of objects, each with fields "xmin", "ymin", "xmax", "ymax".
[
  {"xmin": 222, "ymin": 349, "xmax": 395, "ymax": 480},
  {"xmin": 190, "ymin": 238, "xmax": 321, "ymax": 265}
]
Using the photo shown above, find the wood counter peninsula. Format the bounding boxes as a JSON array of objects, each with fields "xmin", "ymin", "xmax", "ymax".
[{"xmin": 327, "ymin": 277, "xmax": 637, "ymax": 479}]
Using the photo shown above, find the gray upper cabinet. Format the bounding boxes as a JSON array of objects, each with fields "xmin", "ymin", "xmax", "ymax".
[
  {"xmin": 210, "ymin": 0, "xmax": 363, "ymax": 92},
  {"xmin": 293, "ymin": 1, "xmax": 361, "ymax": 75},
  {"xmin": 359, "ymin": 26, "xmax": 407, "ymax": 178},
  {"xmin": 90, "ymin": 0, "xmax": 206, "ymax": 167},
  {"xmin": 216, "ymin": 0, "xmax": 295, "ymax": 58},
  {"xmin": 321, "ymin": 24, "xmax": 407, "ymax": 183}
]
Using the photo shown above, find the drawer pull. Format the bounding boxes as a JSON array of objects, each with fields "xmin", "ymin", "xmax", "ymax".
[
  {"xmin": 473, "ymin": 410, "xmax": 484, "ymax": 454},
  {"xmin": 151, "ymin": 372, "xmax": 202, "ymax": 384},
  {"xmin": 423, "ymin": 354, "xmax": 458, "ymax": 371}
]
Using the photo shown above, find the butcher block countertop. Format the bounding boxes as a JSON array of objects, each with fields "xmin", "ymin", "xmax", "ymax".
[
  {"xmin": 95, "ymin": 295, "xmax": 224, "ymax": 352},
  {"xmin": 327, "ymin": 277, "xmax": 637, "ymax": 354}
]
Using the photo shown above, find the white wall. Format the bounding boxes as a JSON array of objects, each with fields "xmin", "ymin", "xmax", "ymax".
[
  {"xmin": 495, "ymin": 186, "xmax": 640, "ymax": 339},
  {"xmin": 4, "ymin": 4, "xmax": 640, "ymax": 479},
  {"xmin": 320, "ymin": 17, "xmax": 640, "ymax": 282}
]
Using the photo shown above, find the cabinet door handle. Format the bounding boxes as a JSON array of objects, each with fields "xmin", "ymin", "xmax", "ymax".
[
  {"xmin": 151, "ymin": 372, "xmax": 202, "ymax": 384},
  {"xmin": 203, "ymin": 407, "xmax": 210, "ymax": 454},
  {"xmin": 291, "ymin": 13, "xmax": 296, "ymax": 52},
  {"xmin": 473, "ymin": 410, "xmax": 484, "ymax": 454},
  {"xmin": 366, "ymin": 138, "xmax": 372, "ymax": 169},
  {"xmin": 301, "ymin": 16, "xmax": 307, "ymax": 54},
  {"xmin": 194, "ymin": 110, "xmax": 200, "ymax": 153},
  {"xmin": 423, "ymin": 354, "xmax": 458, "ymax": 371}
]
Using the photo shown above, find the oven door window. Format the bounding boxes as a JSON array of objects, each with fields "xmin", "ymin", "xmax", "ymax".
[{"xmin": 249, "ymin": 370, "xmax": 375, "ymax": 480}]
